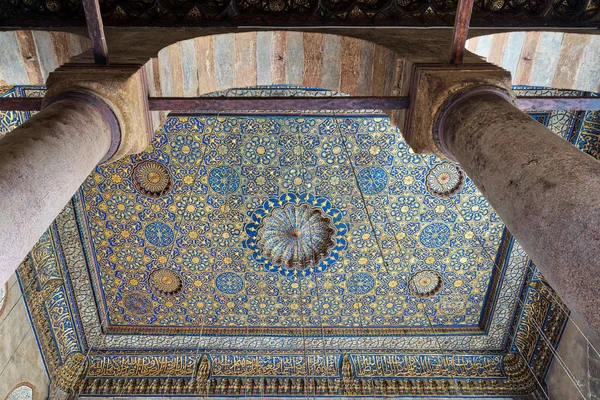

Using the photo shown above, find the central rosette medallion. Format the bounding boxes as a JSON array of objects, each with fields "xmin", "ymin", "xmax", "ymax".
[
  {"xmin": 256, "ymin": 203, "xmax": 336, "ymax": 270},
  {"xmin": 245, "ymin": 193, "xmax": 348, "ymax": 276}
]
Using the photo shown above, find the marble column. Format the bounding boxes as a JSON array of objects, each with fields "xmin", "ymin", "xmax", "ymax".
[
  {"xmin": 437, "ymin": 86, "xmax": 600, "ymax": 335},
  {"xmin": 0, "ymin": 92, "xmax": 118, "ymax": 284}
]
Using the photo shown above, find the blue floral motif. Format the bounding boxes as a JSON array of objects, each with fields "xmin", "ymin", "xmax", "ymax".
[
  {"xmin": 211, "ymin": 223, "xmax": 240, "ymax": 247},
  {"xmin": 347, "ymin": 272, "xmax": 375, "ymax": 294},
  {"xmin": 144, "ymin": 222, "xmax": 175, "ymax": 247},
  {"xmin": 285, "ymin": 117, "xmax": 314, "ymax": 134},
  {"xmin": 208, "ymin": 166, "xmax": 240, "ymax": 194},
  {"xmin": 206, "ymin": 195, "xmax": 244, "ymax": 223},
  {"xmin": 207, "ymin": 116, "xmax": 237, "ymax": 133},
  {"xmin": 318, "ymin": 118, "xmax": 337, "ymax": 135},
  {"xmin": 107, "ymin": 221, "xmax": 144, "ymax": 247},
  {"xmin": 321, "ymin": 137, "xmax": 350, "ymax": 164},
  {"xmin": 450, "ymin": 249, "xmax": 477, "ymax": 271},
  {"xmin": 389, "ymin": 165, "xmax": 427, "ymax": 195},
  {"xmin": 96, "ymin": 163, "xmax": 133, "ymax": 192},
  {"xmin": 244, "ymin": 136, "xmax": 276, "ymax": 164},
  {"xmin": 357, "ymin": 166, "xmax": 388, "ymax": 195},
  {"xmin": 461, "ymin": 195, "xmax": 490, "ymax": 221},
  {"xmin": 282, "ymin": 167, "xmax": 313, "ymax": 192},
  {"xmin": 281, "ymin": 277, "xmax": 303, "ymax": 295},
  {"xmin": 339, "ymin": 118, "xmax": 360, "ymax": 134},
  {"xmin": 375, "ymin": 296, "xmax": 403, "ymax": 315},
  {"xmin": 138, "ymin": 196, "xmax": 175, "ymax": 221},
  {"xmin": 203, "ymin": 134, "xmax": 242, "ymax": 166},
  {"xmin": 180, "ymin": 249, "xmax": 210, "ymax": 271},
  {"xmin": 170, "ymin": 134, "xmax": 202, "ymax": 164},
  {"xmin": 115, "ymin": 248, "xmax": 144, "ymax": 270},
  {"xmin": 249, "ymin": 296, "xmax": 278, "ymax": 314},
  {"xmin": 313, "ymin": 295, "xmax": 341, "ymax": 315},
  {"xmin": 241, "ymin": 166, "xmax": 280, "ymax": 196},
  {"xmin": 175, "ymin": 195, "xmax": 207, "ymax": 220},
  {"xmin": 176, "ymin": 223, "xmax": 210, "ymax": 247},
  {"xmin": 106, "ymin": 194, "xmax": 136, "ymax": 220},
  {"xmin": 216, "ymin": 272, "xmax": 244, "ymax": 294},
  {"xmin": 241, "ymin": 119, "xmax": 259, "ymax": 134},
  {"xmin": 244, "ymin": 272, "xmax": 279, "ymax": 296},
  {"xmin": 351, "ymin": 225, "xmax": 379, "ymax": 249},
  {"xmin": 419, "ymin": 223, "xmax": 451, "ymax": 247},
  {"xmin": 355, "ymin": 134, "xmax": 395, "ymax": 166},
  {"xmin": 390, "ymin": 196, "xmax": 420, "ymax": 221},
  {"xmin": 316, "ymin": 166, "xmax": 354, "ymax": 195},
  {"xmin": 187, "ymin": 294, "xmax": 214, "ymax": 316}
]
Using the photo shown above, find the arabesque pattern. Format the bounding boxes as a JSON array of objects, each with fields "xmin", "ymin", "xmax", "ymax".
[{"xmin": 80, "ymin": 107, "xmax": 504, "ymax": 333}]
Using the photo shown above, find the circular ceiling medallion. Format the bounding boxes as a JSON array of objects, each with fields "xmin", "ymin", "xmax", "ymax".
[
  {"xmin": 426, "ymin": 162, "xmax": 464, "ymax": 198},
  {"xmin": 419, "ymin": 223, "xmax": 451, "ymax": 248},
  {"xmin": 209, "ymin": 166, "xmax": 240, "ymax": 194},
  {"xmin": 122, "ymin": 292, "xmax": 153, "ymax": 315},
  {"xmin": 149, "ymin": 269, "xmax": 183, "ymax": 296},
  {"xmin": 408, "ymin": 270, "xmax": 443, "ymax": 297},
  {"xmin": 245, "ymin": 193, "xmax": 348, "ymax": 277},
  {"xmin": 216, "ymin": 272, "xmax": 244, "ymax": 294},
  {"xmin": 357, "ymin": 166, "xmax": 388, "ymax": 195},
  {"xmin": 257, "ymin": 203, "xmax": 336, "ymax": 270},
  {"xmin": 133, "ymin": 161, "xmax": 172, "ymax": 197},
  {"xmin": 145, "ymin": 222, "xmax": 175, "ymax": 247}
]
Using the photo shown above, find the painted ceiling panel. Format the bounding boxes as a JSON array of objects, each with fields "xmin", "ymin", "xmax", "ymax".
[{"xmin": 80, "ymin": 105, "xmax": 503, "ymax": 335}]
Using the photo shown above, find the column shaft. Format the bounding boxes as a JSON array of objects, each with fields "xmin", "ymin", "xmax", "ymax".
[
  {"xmin": 0, "ymin": 98, "xmax": 112, "ymax": 283},
  {"xmin": 441, "ymin": 92, "xmax": 600, "ymax": 334}
]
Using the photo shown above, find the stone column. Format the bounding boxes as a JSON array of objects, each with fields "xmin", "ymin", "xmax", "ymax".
[
  {"xmin": 0, "ymin": 65, "xmax": 154, "ymax": 285},
  {"xmin": 436, "ymin": 86, "xmax": 600, "ymax": 335},
  {"xmin": 0, "ymin": 92, "xmax": 117, "ymax": 284}
]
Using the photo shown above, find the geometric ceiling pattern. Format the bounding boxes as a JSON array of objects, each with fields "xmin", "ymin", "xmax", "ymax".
[
  {"xmin": 82, "ymin": 101, "xmax": 502, "ymax": 335},
  {"xmin": 3, "ymin": 85, "xmax": 596, "ymax": 397}
]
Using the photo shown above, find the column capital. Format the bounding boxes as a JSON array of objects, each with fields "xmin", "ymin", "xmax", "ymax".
[
  {"xmin": 403, "ymin": 63, "xmax": 512, "ymax": 158},
  {"xmin": 44, "ymin": 64, "xmax": 154, "ymax": 163}
]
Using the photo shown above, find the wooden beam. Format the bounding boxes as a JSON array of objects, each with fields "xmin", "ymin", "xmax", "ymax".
[
  {"xmin": 0, "ymin": 98, "xmax": 43, "ymax": 111},
  {"xmin": 147, "ymin": 96, "xmax": 411, "ymax": 111},
  {"xmin": 450, "ymin": 0, "xmax": 475, "ymax": 64},
  {"xmin": 1, "ymin": 96, "xmax": 599, "ymax": 113},
  {"xmin": 82, "ymin": 0, "xmax": 109, "ymax": 65}
]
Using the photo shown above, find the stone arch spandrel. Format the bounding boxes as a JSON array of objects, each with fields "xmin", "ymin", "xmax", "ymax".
[
  {"xmin": 143, "ymin": 31, "xmax": 405, "ymax": 129},
  {"xmin": 0, "ymin": 30, "xmax": 91, "ymax": 86},
  {"xmin": 148, "ymin": 31, "xmax": 404, "ymax": 98},
  {"xmin": 466, "ymin": 32, "xmax": 600, "ymax": 93}
]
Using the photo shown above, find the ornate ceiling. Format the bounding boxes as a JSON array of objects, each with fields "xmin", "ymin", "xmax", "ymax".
[
  {"xmin": 2, "ymin": 85, "xmax": 596, "ymax": 397},
  {"xmin": 0, "ymin": 0, "xmax": 598, "ymax": 27}
]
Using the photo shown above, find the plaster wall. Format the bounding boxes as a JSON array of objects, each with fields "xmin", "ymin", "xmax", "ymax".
[
  {"xmin": 0, "ymin": 274, "xmax": 49, "ymax": 400},
  {"xmin": 546, "ymin": 314, "xmax": 600, "ymax": 400}
]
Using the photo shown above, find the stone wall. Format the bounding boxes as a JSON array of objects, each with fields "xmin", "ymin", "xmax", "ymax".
[
  {"xmin": 0, "ymin": 273, "xmax": 49, "ymax": 400},
  {"xmin": 546, "ymin": 312, "xmax": 600, "ymax": 399}
]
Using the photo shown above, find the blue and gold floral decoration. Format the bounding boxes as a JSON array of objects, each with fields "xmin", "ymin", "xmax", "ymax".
[
  {"xmin": 4, "ymin": 85, "xmax": 593, "ymax": 396},
  {"xmin": 76, "ymin": 104, "xmax": 508, "ymax": 333}
]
